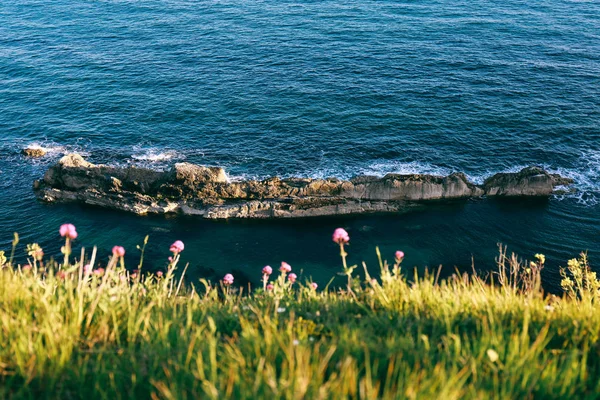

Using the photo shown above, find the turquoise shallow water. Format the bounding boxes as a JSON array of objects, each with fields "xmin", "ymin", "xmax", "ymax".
[{"xmin": 0, "ymin": 0, "xmax": 599, "ymax": 290}]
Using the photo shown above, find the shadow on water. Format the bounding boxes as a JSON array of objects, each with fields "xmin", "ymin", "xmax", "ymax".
[{"xmin": 8, "ymin": 195, "xmax": 590, "ymax": 294}]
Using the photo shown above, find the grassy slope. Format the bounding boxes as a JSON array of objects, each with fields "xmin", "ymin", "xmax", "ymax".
[{"xmin": 0, "ymin": 241, "xmax": 599, "ymax": 399}]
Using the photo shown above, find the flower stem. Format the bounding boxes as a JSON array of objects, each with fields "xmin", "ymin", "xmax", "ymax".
[{"xmin": 339, "ymin": 242, "xmax": 352, "ymax": 291}]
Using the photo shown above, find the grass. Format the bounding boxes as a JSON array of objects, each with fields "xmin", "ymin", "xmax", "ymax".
[{"xmin": 0, "ymin": 230, "xmax": 599, "ymax": 399}]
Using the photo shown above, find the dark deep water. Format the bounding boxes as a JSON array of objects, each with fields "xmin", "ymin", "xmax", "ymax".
[{"xmin": 1, "ymin": 0, "xmax": 599, "ymax": 290}]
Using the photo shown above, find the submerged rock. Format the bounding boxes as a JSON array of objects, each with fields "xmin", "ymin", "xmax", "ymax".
[{"xmin": 33, "ymin": 154, "xmax": 574, "ymax": 219}]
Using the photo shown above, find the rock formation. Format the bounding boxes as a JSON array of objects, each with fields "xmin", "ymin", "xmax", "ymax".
[
  {"xmin": 22, "ymin": 146, "xmax": 47, "ymax": 158},
  {"xmin": 33, "ymin": 154, "xmax": 573, "ymax": 219}
]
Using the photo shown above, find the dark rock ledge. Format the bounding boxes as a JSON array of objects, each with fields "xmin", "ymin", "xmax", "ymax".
[{"xmin": 33, "ymin": 154, "xmax": 574, "ymax": 219}]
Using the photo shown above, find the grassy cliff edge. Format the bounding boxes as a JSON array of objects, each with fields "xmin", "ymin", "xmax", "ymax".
[{"xmin": 0, "ymin": 228, "xmax": 598, "ymax": 399}]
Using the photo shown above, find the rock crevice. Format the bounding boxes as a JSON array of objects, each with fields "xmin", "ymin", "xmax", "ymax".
[{"xmin": 33, "ymin": 154, "xmax": 573, "ymax": 219}]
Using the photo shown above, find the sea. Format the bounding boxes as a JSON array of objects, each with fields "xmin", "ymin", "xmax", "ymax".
[{"xmin": 1, "ymin": 0, "xmax": 599, "ymax": 291}]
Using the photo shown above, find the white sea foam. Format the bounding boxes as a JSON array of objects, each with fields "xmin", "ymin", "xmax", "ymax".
[
  {"xmin": 226, "ymin": 173, "xmax": 260, "ymax": 182},
  {"xmin": 25, "ymin": 142, "xmax": 65, "ymax": 155},
  {"xmin": 23, "ymin": 142, "xmax": 91, "ymax": 159},
  {"xmin": 354, "ymin": 160, "xmax": 454, "ymax": 179},
  {"xmin": 131, "ymin": 149, "xmax": 180, "ymax": 162},
  {"xmin": 465, "ymin": 165, "xmax": 529, "ymax": 186},
  {"xmin": 547, "ymin": 149, "xmax": 600, "ymax": 206},
  {"xmin": 294, "ymin": 160, "xmax": 455, "ymax": 181}
]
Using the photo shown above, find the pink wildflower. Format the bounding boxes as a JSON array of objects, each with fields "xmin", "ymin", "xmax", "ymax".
[
  {"xmin": 56, "ymin": 270, "xmax": 66, "ymax": 280},
  {"xmin": 280, "ymin": 262, "xmax": 292, "ymax": 273},
  {"xmin": 262, "ymin": 265, "xmax": 273, "ymax": 275},
  {"xmin": 22, "ymin": 264, "xmax": 32, "ymax": 272},
  {"xmin": 266, "ymin": 283, "xmax": 274, "ymax": 291},
  {"xmin": 170, "ymin": 240, "xmax": 185, "ymax": 254},
  {"xmin": 112, "ymin": 246, "xmax": 125, "ymax": 257},
  {"xmin": 59, "ymin": 224, "xmax": 78, "ymax": 240},
  {"xmin": 156, "ymin": 271, "xmax": 163, "ymax": 277},
  {"xmin": 395, "ymin": 251, "xmax": 404, "ymax": 261},
  {"xmin": 223, "ymin": 273, "xmax": 234, "ymax": 286},
  {"xmin": 311, "ymin": 282, "xmax": 318, "ymax": 290},
  {"xmin": 93, "ymin": 268, "xmax": 105, "ymax": 276},
  {"xmin": 332, "ymin": 228, "xmax": 349, "ymax": 244},
  {"xmin": 83, "ymin": 264, "xmax": 92, "ymax": 274},
  {"xmin": 288, "ymin": 273, "xmax": 297, "ymax": 284}
]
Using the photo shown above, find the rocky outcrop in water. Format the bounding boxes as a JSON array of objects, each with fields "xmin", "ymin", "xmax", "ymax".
[
  {"xmin": 22, "ymin": 146, "xmax": 47, "ymax": 158},
  {"xmin": 483, "ymin": 167, "xmax": 574, "ymax": 196},
  {"xmin": 33, "ymin": 154, "xmax": 573, "ymax": 219}
]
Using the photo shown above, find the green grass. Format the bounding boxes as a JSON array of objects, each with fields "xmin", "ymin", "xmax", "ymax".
[{"xmin": 0, "ymin": 234, "xmax": 599, "ymax": 399}]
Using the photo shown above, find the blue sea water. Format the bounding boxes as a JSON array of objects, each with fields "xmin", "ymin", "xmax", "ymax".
[{"xmin": 1, "ymin": 0, "xmax": 599, "ymax": 290}]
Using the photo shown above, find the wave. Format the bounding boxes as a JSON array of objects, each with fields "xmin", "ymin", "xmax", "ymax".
[
  {"xmin": 547, "ymin": 149, "xmax": 600, "ymax": 206},
  {"xmin": 284, "ymin": 161, "xmax": 455, "ymax": 182},
  {"xmin": 24, "ymin": 143, "xmax": 65, "ymax": 156},
  {"xmin": 126, "ymin": 146, "xmax": 190, "ymax": 170},
  {"xmin": 354, "ymin": 160, "xmax": 454, "ymax": 180},
  {"xmin": 22, "ymin": 141, "xmax": 92, "ymax": 159},
  {"xmin": 131, "ymin": 149, "xmax": 180, "ymax": 163}
]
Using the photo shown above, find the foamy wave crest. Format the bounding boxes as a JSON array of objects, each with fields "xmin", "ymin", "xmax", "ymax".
[
  {"xmin": 354, "ymin": 160, "xmax": 454, "ymax": 179},
  {"xmin": 226, "ymin": 173, "xmax": 260, "ymax": 182},
  {"xmin": 131, "ymin": 149, "xmax": 180, "ymax": 162},
  {"xmin": 549, "ymin": 149, "xmax": 600, "ymax": 206},
  {"xmin": 129, "ymin": 148, "xmax": 187, "ymax": 170},
  {"xmin": 25, "ymin": 143, "xmax": 65, "ymax": 155},
  {"xmin": 280, "ymin": 160, "xmax": 456, "ymax": 182},
  {"xmin": 466, "ymin": 165, "xmax": 529, "ymax": 186},
  {"xmin": 292, "ymin": 160, "xmax": 455, "ymax": 181},
  {"xmin": 23, "ymin": 141, "xmax": 91, "ymax": 159}
]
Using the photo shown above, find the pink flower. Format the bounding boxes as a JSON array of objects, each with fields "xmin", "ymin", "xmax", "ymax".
[
  {"xmin": 93, "ymin": 268, "xmax": 105, "ymax": 276},
  {"xmin": 288, "ymin": 273, "xmax": 297, "ymax": 283},
  {"xmin": 395, "ymin": 251, "xmax": 404, "ymax": 261},
  {"xmin": 262, "ymin": 265, "xmax": 273, "ymax": 275},
  {"xmin": 170, "ymin": 240, "xmax": 185, "ymax": 254},
  {"xmin": 280, "ymin": 262, "xmax": 292, "ymax": 273},
  {"xmin": 156, "ymin": 271, "xmax": 163, "ymax": 277},
  {"xmin": 311, "ymin": 282, "xmax": 318, "ymax": 290},
  {"xmin": 83, "ymin": 264, "xmax": 92, "ymax": 274},
  {"xmin": 332, "ymin": 228, "xmax": 349, "ymax": 244},
  {"xmin": 112, "ymin": 246, "xmax": 125, "ymax": 257},
  {"xmin": 266, "ymin": 283, "xmax": 274, "ymax": 291},
  {"xmin": 56, "ymin": 270, "xmax": 66, "ymax": 280},
  {"xmin": 59, "ymin": 224, "xmax": 78, "ymax": 240},
  {"xmin": 223, "ymin": 273, "xmax": 234, "ymax": 286},
  {"xmin": 22, "ymin": 264, "xmax": 32, "ymax": 272}
]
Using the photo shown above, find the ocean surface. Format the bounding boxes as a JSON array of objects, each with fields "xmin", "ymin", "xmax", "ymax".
[{"xmin": 1, "ymin": 0, "xmax": 599, "ymax": 290}]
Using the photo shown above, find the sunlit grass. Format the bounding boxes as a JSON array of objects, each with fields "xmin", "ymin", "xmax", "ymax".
[{"xmin": 0, "ymin": 228, "xmax": 598, "ymax": 399}]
